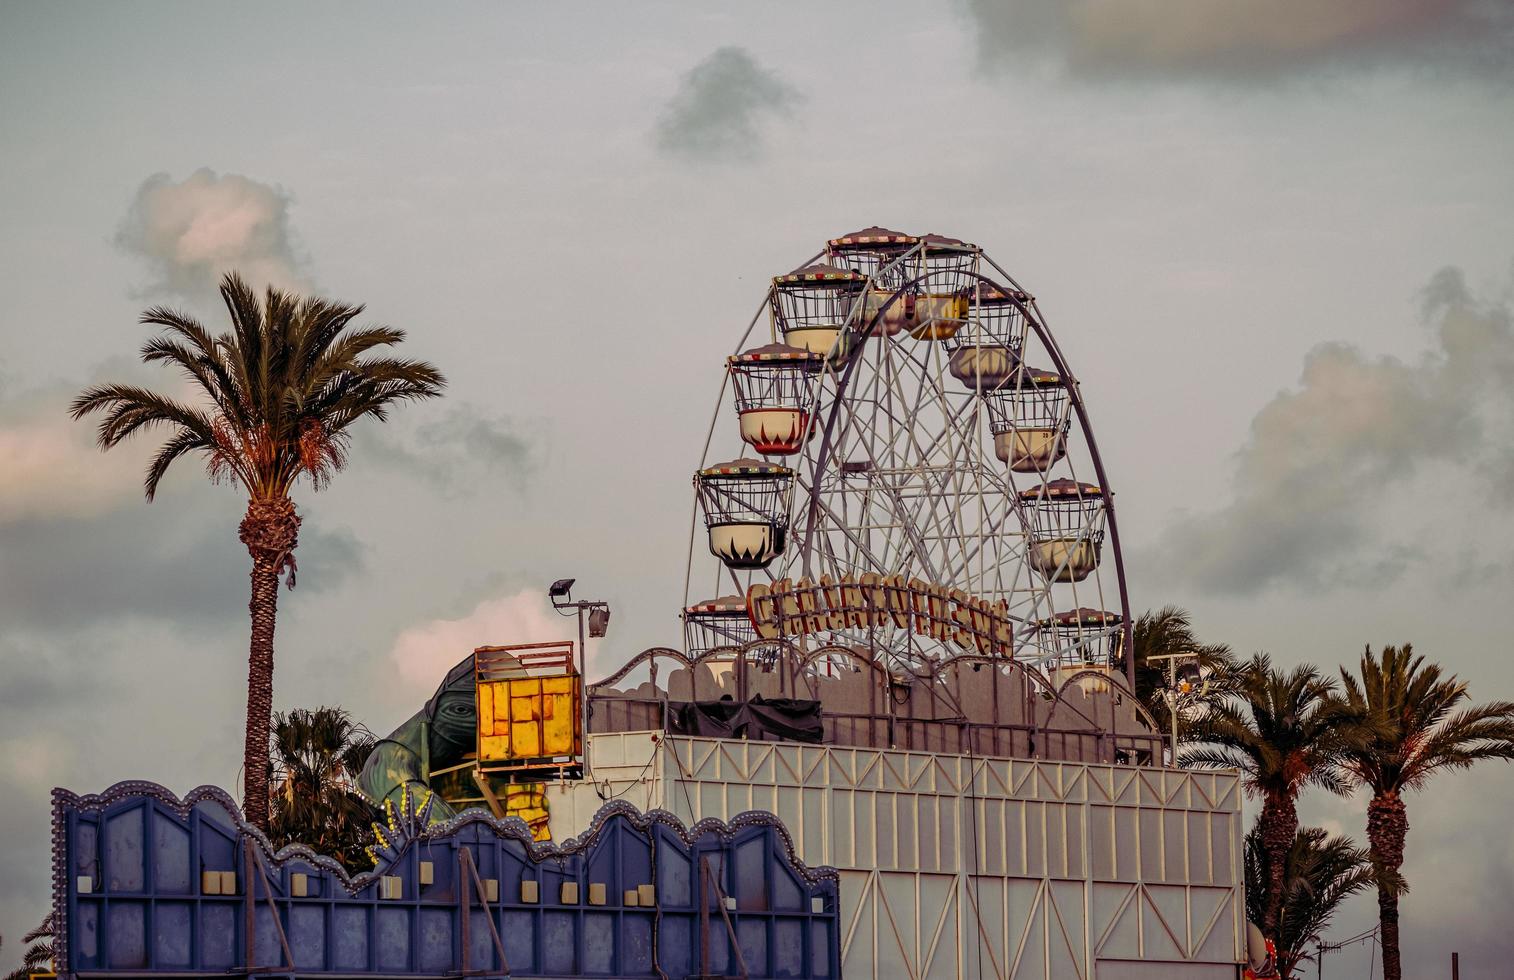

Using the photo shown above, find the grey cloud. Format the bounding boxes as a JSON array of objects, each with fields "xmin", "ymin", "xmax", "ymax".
[
  {"xmin": 358, "ymin": 404, "xmax": 537, "ymax": 493},
  {"xmin": 1150, "ymin": 265, "xmax": 1514, "ymax": 593},
  {"xmin": 0, "ymin": 636, "xmax": 93, "ymax": 719},
  {"xmin": 961, "ymin": 0, "xmax": 1514, "ymax": 82},
  {"xmin": 654, "ymin": 46, "xmax": 801, "ymax": 162},
  {"xmin": 115, "ymin": 168, "xmax": 314, "ymax": 305},
  {"xmin": 0, "ymin": 490, "xmax": 365, "ymax": 633},
  {"xmin": 1300, "ymin": 771, "xmax": 1514, "ymax": 977}
]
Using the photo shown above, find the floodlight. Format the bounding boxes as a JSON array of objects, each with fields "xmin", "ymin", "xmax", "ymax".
[
  {"xmin": 548, "ymin": 578, "xmax": 576, "ymax": 600},
  {"xmin": 588, "ymin": 606, "xmax": 611, "ymax": 638}
]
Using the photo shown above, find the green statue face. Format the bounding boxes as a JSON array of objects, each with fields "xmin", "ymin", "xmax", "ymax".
[{"xmin": 425, "ymin": 657, "xmax": 480, "ymax": 769}]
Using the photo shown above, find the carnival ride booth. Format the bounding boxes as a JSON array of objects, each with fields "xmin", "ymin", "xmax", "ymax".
[
  {"xmin": 904, "ymin": 233, "xmax": 980, "ymax": 341},
  {"xmin": 1020, "ymin": 478, "xmax": 1107, "ymax": 583},
  {"xmin": 984, "ymin": 364, "xmax": 1070, "ymax": 472},
  {"xmin": 586, "ymin": 643, "xmax": 1164, "ymax": 767},
  {"xmin": 695, "ymin": 458, "xmax": 793, "ymax": 570},
  {"xmin": 945, "ymin": 279, "xmax": 1027, "ymax": 391},
  {"xmin": 589, "ymin": 644, "xmax": 826, "ymax": 745},
  {"xmin": 728, "ymin": 343, "xmax": 824, "ymax": 456},
  {"xmin": 770, "ymin": 263, "xmax": 866, "ymax": 359}
]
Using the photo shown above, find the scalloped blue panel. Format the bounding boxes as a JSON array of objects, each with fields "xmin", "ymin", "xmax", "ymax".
[{"xmin": 54, "ymin": 783, "xmax": 840, "ymax": 979}]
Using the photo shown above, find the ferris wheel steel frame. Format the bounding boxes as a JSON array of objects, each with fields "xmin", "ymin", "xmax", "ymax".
[{"xmin": 685, "ymin": 236, "xmax": 1136, "ymax": 691}]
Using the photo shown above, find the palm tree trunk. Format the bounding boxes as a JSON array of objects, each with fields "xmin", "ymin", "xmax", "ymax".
[
  {"xmin": 1367, "ymin": 792, "xmax": 1408, "ymax": 980},
  {"xmin": 238, "ymin": 497, "xmax": 300, "ymax": 831},
  {"xmin": 1259, "ymin": 792, "xmax": 1298, "ymax": 944}
]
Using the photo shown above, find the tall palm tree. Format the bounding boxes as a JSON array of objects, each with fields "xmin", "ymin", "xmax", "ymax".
[
  {"xmin": 269, "ymin": 706, "xmax": 378, "ymax": 870},
  {"xmin": 1244, "ymin": 824, "xmax": 1373, "ymax": 979},
  {"xmin": 1337, "ymin": 644, "xmax": 1514, "ymax": 980},
  {"xmin": 1184, "ymin": 654, "xmax": 1364, "ymax": 944},
  {"xmin": 71, "ymin": 274, "xmax": 444, "ymax": 829},
  {"xmin": 1129, "ymin": 605, "xmax": 1234, "ymax": 737}
]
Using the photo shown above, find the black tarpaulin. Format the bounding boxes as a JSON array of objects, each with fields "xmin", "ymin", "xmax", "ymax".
[{"xmin": 669, "ymin": 695, "xmax": 824, "ymax": 744}]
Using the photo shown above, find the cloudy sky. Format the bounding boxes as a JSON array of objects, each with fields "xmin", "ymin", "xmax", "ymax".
[{"xmin": 2, "ymin": 1, "xmax": 1512, "ymax": 973}]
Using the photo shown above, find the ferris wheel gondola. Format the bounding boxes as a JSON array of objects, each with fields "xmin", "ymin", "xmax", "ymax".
[
  {"xmin": 694, "ymin": 458, "xmax": 793, "ymax": 571},
  {"xmin": 727, "ymin": 343, "xmax": 824, "ymax": 456},
  {"xmin": 770, "ymin": 264, "xmax": 867, "ymax": 358},
  {"xmin": 945, "ymin": 279, "xmax": 1026, "ymax": 391}
]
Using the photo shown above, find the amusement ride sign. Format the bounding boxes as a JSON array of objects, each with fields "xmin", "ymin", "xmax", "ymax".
[{"xmin": 745, "ymin": 574, "xmax": 1016, "ymax": 656}]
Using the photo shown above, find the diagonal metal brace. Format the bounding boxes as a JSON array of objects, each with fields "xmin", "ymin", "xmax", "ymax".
[
  {"xmin": 242, "ymin": 835, "xmax": 295, "ymax": 975},
  {"xmin": 458, "ymin": 846, "xmax": 511, "ymax": 978}
]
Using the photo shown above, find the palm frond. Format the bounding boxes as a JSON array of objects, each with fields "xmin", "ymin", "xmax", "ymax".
[
  {"xmin": 268, "ymin": 706, "xmax": 378, "ymax": 871},
  {"xmin": 74, "ymin": 270, "xmax": 445, "ymax": 506},
  {"xmin": 1245, "ymin": 822, "xmax": 1373, "ymax": 977},
  {"xmin": 1339, "ymin": 645, "xmax": 1514, "ymax": 796}
]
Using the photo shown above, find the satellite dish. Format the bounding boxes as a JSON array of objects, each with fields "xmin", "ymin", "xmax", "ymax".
[{"xmin": 1245, "ymin": 921, "xmax": 1276, "ymax": 974}]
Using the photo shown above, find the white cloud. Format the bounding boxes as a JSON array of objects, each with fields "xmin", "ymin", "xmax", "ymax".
[
  {"xmin": 115, "ymin": 168, "xmax": 313, "ymax": 303},
  {"xmin": 0, "ymin": 380, "xmax": 142, "ymax": 524},
  {"xmin": 388, "ymin": 589, "xmax": 607, "ymax": 690},
  {"xmin": 0, "ymin": 413, "xmax": 137, "ymax": 522},
  {"xmin": 1151, "ymin": 266, "xmax": 1514, "ymax": 593}
]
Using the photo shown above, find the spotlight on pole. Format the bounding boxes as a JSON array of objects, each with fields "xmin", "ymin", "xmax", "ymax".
[{"xmin": 547, "ymin": 577, "xmax": 611, "ymax": 779}]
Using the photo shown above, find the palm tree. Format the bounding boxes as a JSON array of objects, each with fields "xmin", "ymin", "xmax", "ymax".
[
  {"xmin": 1129, "ymin": 605, "xmax": 1234, "ymax": 737},
  {"xmin": 1244, "ymin": 824, "xmax": 1373, "ymax": 979},
  {"xmin": 1337, "ymin": 645, "xmax": 1514, "ymax": 980},
  {"xmin": 269, "ymin": 706, "xmax": 378, "ymax": 870},
  {"xmin": 2, "ymin": 914, "xmax": 55, "ymax": 980},
  {"xmin": 71, "ymin": 274, "xmax": 444, "ymax": 829},
  {"xmin": 1184, "ymin": 654, "xmax": 1364, "ymax": 944}
]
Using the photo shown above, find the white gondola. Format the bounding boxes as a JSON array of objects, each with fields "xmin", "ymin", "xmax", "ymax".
[
  {"xmin": 727, "ymin": 343, "xmax": 824, "ymax": 456},
  {"xmin": 1037, "ymin": 608, "xmax": 1124, "ymax": 694},
  {"xmin": 984, "ymin": 365, "xmax": 1070, "ymax": 473},
  {"xmin": 682, "ymin": 595, "xmax": 759, "ymax": 657},
  {"xmin": 770, "ymin": 264, "xmax": 867, "ymax": 358},
  {"xmin": 828, "ymin": 226, "xmax": 920, "ymax": 337},
  {"xmin": 1018, "ymin": 479, "xmax": 1106, "ymax": 583},
  {"xmin": 946, "ymin": 279, "xmax": 1027, "ymax": 391},
  {"xmin": 695, "ymin": 458, "xmax": 793, "ymax": 570}
]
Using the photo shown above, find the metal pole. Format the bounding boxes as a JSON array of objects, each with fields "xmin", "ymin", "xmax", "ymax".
[
  {"xmin": 1453, "ymin": 951, "xmax": 1460, "ymax": 980},
  {"xmin": 1168, "ymin": 657, "xmax": 1179, "ymax": 764},
  {"xmin": 577, "ymin": 603, "xmax": 590, "ymax": 778},
  {"xmin": 1146, "ymin": 653, "xmax": 1186, "ymax": 766}
]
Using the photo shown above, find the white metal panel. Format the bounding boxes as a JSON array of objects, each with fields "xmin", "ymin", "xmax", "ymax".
[
  {"xmin": 1096, "ymin": 962, "xmax": 1237, "ymax": 980},
  {"xmin": 549, "ymin": 733, "xmax": 1244, "ymax": 979}
]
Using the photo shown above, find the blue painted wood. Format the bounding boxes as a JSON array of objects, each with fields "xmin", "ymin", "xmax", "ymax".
[{"xmin": 53, "ymin": 782, "xmax": 839, "ymax": 979}]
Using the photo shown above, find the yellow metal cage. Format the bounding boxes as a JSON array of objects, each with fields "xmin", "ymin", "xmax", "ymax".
[{"xmin": 473, "ymin": 641, "xmax": 583, "ymax": 778}]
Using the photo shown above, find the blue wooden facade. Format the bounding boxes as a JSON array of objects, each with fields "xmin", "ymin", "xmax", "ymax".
[{"xmin": 52, "ymin": 782, "xmax": 840, "ymax": 979}]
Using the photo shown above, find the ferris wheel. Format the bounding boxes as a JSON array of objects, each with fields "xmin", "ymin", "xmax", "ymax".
[{"xmin": 683, "ymin": 227, "xmax": 1133, "ymax": 687}]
